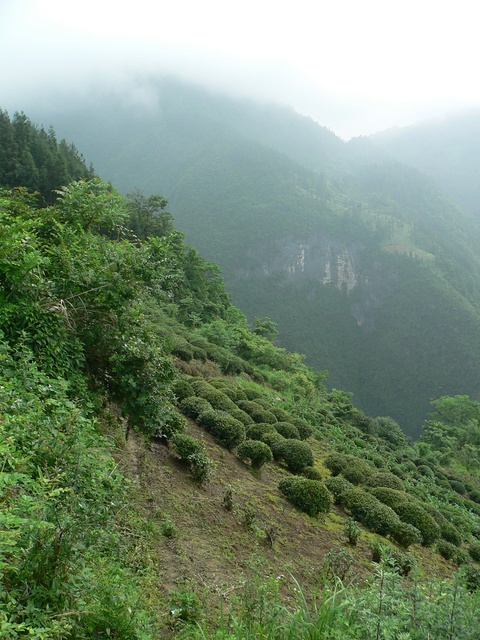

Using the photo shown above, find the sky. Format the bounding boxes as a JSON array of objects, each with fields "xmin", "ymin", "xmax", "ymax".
[{"xmin": 2, "ymin": 0, "xmax": 480, "ymax": 139}]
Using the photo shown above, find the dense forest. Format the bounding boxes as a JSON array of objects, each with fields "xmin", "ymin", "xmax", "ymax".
[
  {"xmin": 31, "ymin": 78, "xmax": 480, "ymax": 437},
  {"xmin": 1, "ymin": 112, "xmax": 480, "ymax": 638}
]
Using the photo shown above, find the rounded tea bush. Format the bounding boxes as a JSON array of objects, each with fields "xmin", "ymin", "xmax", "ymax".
[
  {"xmin": 323, "ymin": 453, "xmax": 349, "ymax": 476},
  {"xmin": 341, "ymin": 488, "xmax": 400, "ymax": 537},
  {"xmin": 292, "ymin": 418, "xmax": 313, "ymax": 440},
  {"xmin": 274, "ymin": 422, "xmax": 300, "ymax": 440},
  {"xmin": 469, "ymin": 542, "xmax": 480, "ymax": 563},
  {"xmin": 179, "ymin": 396, "xmax": 213, "ymax": 420},
  {"xmin": 390, "ymin": 521, "xmax": 422, "ymax": 548},
  {"xmin": 341, "ymin": 459, "xmax": 372, "ymax": 485},
  {"xmin": 469, "ymin": 489, "xmax": 480, "ymax": 504},
  {"xmin": 172, "ymin": 378, "xmax": 195, "ymax": 402},
  {"xmin": 157, "ymin": 406, "xmax": 187, "ymax": 438},
  {"xmin": 437, "ymin": 540, "xmax": 458, "ymax": 561},
  {"xmin": 197, "ymin": 409, "xmax": 246, "ymax": 450},
  {"xmin": 269, "ymin": 406, "xmax": 292, "ymax": 422},
  {"xmin": 190, "ymin": 378, "xmax": 216, "ymax": 396},
  {"xmin": 365, "ymin": 472, "xmax": 404, "ymax": 491},
  {"xmin": 198, "ymin": 389, "xmax": 237, "ymax": 412},
  {"xmin": 274, "ymin": 439, "xmax": 314, "ymax": 473},
  {"xmin": 325, "ymin": 476, "xmax": 354, "ymax": 505},
  {"xmin": 278, "ymin": 477, "xmax": 332, "ymax": 517},
  {"xmin": 237, "ymin": 440, "xmax": 273, "ymax": 469},
  {"xmin": 262, "ymin": 431, "xmax": 287, "ymax": 457},
  {"xmin": 394, "ymin": 503, "xmax": 441, "ymax": 547},
  {"xmin": 301, "ymin": 466, "xmax": 324, "ymax": 481},
  {"xmin": 171, "ymin": 433, "xmax": 205, "ymax": 460},
  {"xmin": 246, "ymin": 422, "xmax": 276, "ymax": 441},
  {"xmin": 229, "ymin": 407, "xmax": 255, "ymax": 427}
]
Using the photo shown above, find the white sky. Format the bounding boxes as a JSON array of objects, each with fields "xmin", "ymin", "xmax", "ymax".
[{"xmin": 2, "ymin": 0, "xmax": 480, "ymax": 138}]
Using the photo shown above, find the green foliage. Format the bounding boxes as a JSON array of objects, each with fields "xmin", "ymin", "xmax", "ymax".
[
  {"xmin": 274, "ymin": 421, "xmax": 300, "ymax": 439},
  {"xmin": 173, "ymin": 377, "xmax": 195, "ymax": 400},
  {"xmin": 301, "ymin": 466, "xmax": 324, "ymax": 481},
  {"xmin": 390, "ymin": 520, "xmax": 423, "ymax": 549},
  {"xmin": 437, "ymin": 540, "xmax": 459, "ymax": 561},
  {"xmin": 237, "ymin": 440, "xmax": 273, "ymax": 469},
  {"xmin": 278, "ymin": 477, "xmax": 332, "ymax": 517},
  {"xmin": 345, "ymin": 518, "xmax": 362, "ymax": 546},
  {"xmin": 197, "ymin": 409, "xmax": 246, "ymax": 450},
  {"xmin": 246, "ymin": 422, "xmax": 276, "ymax": 440},
  {"xmin": 341, "ymin": 488, "xmax": 400, "ymax": 537},
  {"xmin": 469, "ymin": 542, "xmax": 480, "ymax": 563},
  {"xmin": 179, "ymin": 396, "xmax": 213, "ymax": 419},
  {"xmin": 198, "ymin": 388, "xmax": 237, "ymax": 411},
  {"xmin": 273, "ymin": 439, "xmax": 314, "ymax": 473},
  {"xmin": 325, "ymin": 476, "xmax": 354, "ymax": 504},
  {"xmin": 365, "ymin": 472, "xmax": 404, "ymax": 491},
  {"xmin": 171, "ymin": 433, "xmax": 205, "ymax": 459},
  {"xmin": 394, "ymin": 502, "xmax": 441, "ymax": 546}
]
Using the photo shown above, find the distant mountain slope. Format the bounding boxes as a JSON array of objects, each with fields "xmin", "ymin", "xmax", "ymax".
[
  {"xmin": 367, "ymin": 111, "xmax": 480, "ymax": 219},
  {"xmin": 26, "ymin": 78, "xmax": 480, "ymax": 437}
]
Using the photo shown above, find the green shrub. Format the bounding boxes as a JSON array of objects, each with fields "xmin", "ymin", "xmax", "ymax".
[
  {"xmin": 369, "ymin": 487, "xmax": 409, "ymax": 510},
  {"xmin": 197, "ymin": 409, "xmax": 245, "ymax": 450},
  {"xmin": 189, "ymin": 452, "xmax": 213, "ymax": 484},
  {"xmin": 341, "ymin": 459, "xmax": 372, "ymax": 485},
  {"xmin": 278, "ymin": 477, "xmax": 332, "ymax": 517},
  {"xmin": 416, "ymin": 464, "xmax": 435, "ymax": 479},
  {"xmin": 229, "ymin": 407, "xmax": 255, "ymax": 426},
  {"xmin": 422, "ymin": 505, "xmax": 462, "ymax": 546},
  {"xmin": 390, "ymin": 521, "xmax": 422, "ymax": 548},
  {"xmin": 190, "ymin": 378, "xmax": 215, "ymax": 396},
  {"xmin": 325, "ymin": 476, "xmax": 354, "ymax": 504},
  {"xmin": 246, "ymin": 422, "xmax": 276, "ymax": 440},
  {"xmin": 242, "ymin": 387, "xmax": 263, "ymax": 400},
  {"xmin": 274, "ymin": 422, "xmax": 300, "ymax": 439},
  {"xmin": 323, "ymin": 453, "xmax": 349, "ymax": 476},
  {"xmin": 156, "ymin": 406, "xmax": 187, "ymax": 438},
  {"xmin": 269, "ymin": 406, "xmax": 292, "ymax": 422},
  {"xmin": 345, "ymin": 518, "xmax": 361, "ymax": 546},
  {"xmin": 250, "ymin": 408, "xmax": 278, "ymax": 424},
  {"xmin": 191, "ymin": 345, "xmax": 207, "ymax": 361},
  {"xmin": 365, "ymin": 472, "xmax": 404, "ymax": 491},
  {"xmin": 389, "ymin": 549, "xmax": 416, "ymax": 576},
  {"xmin": 463, "ymin": 564, "xmax": 480, "ymax": 591},
  {"xmin": 171, "ymin": 433, "xmax": 205, "ymax": 459},
  {"xmin": 223, "ymin": 387, "xmax": 248, "ymax": 402},
  {"xmin": 172, "ymin": 378, "xmax": 195, "ymax": 401},
  {"xmin": 394, "ymin": 503, "xmax": 441, "ymax": 546},
  {"xmin": 293, "ymin": 419, "xmax": 313, "ymax": 441},
  {"xmin": 170, "ymin": 338, "xmax": 194, "ymax": 361},
  {"xmin": 262, "ymin": 431, "xmax": 287, "ymax": 457},
  {"xmin": 341, "ymin": 488, "xmax": 400, "ymax": 537},
  {"xmin": 198, "ymin": 389, "xmax": 237, "ymax": 412},
  {"xmin": 237, "ymin": 440, "xmax": 273, "ymax": 469},
  {"xmin": 450, "ymin": 480, "xmax": 466, "ymax": 495},
  {"xmin": 437, "ymin": 540, "xmax": 458, "ymax": 561},
  {"xmin": 273, "ymin": 439, "xmax": 314, "ymax": 473},
  {"xmin": 469, "ymin": 489, "xmax": 480, "ymax": 504},
  {"xmin": 179, "ymin": 396, "xmax": 212, "ymax": 419},
  {"xmin": 469, "ymin": 542, "xmax": 480, "ymax": 562},
  {"xmin": 301, "ymin": 466, "xmax": 324, "ymax": 481}
]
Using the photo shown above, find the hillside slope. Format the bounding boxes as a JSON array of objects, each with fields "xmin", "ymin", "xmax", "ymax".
[{"xmin": 26, "ymin": 78, "xmax": 480, "ymax": 436}]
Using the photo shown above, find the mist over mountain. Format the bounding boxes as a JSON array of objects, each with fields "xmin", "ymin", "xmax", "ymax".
[{"xmin": 20, "ymin": 76, "xmax": 480, "ymax": 437}]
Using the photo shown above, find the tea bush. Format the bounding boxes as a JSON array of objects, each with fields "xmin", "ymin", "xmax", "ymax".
[
  {"xmin": 273, "ymin": 439, "xmax": 314, "ymax": 473},
  {"xmin": 237, "ymin": 440, "xmax": 273, "ymax": 469},
  {"xmin": 197, "ymin": 409, "xmax": 245, "ymax": 450},
  {"xmin": 325, "ymin": 476, "xmax": 354, "ymax": 504},
  {"xmin": 278, "ymin": 477, "xmax": 332, "ymax": 517},
  {"xmin": 437, "ymin": 540, "xmax": 458, "ymax": 561},
  {"xmin": 179, "ymin": 396, "xmax": 213, "ymax": 419},
  {"xmin": 365, "ymin": 472, "xmax": 405, "ymax": 491},
  {"xmin": 341, "ymin": 488, "xmax": 400, "ymax": 537},
  {"xmin": 469, "ymin": 542, "xmax": 480, "ymax": 562},
  {"xmin": 274, "ymin": 421, "xmax": 300, "ymax": 439},
  {"xmin": 246, "ymin": 422, "xmax": 276, "ymax": 440}
]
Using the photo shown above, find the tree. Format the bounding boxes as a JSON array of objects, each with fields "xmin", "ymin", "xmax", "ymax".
[{"xmin": 126, "ymin": 190, "xmax": 173, "ymax": 239}]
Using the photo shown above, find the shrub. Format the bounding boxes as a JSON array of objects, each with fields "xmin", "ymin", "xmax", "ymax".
[
  {"xmin": 365, "ymin": 472, "xmax": 404, "ymax": 491},
  {"xmin": 171, "ymin": 433, "xmax": 204, "ymax": 459},
  {"xmin": 369, "ymin": 487, "xmax": 409, "ymax": 510},
  {"xmin": 469, "ymin": 489, "xmax": 480, "ymax": 504},
  {"xmin": 223, "ymin": 387, "xmax": 248, "ymax": 402},
  {"xmin": 325, "ymin": 476, "xmax": 354, "ymax": 505},
  {"xmin": 301, "ymin": 466, "xmax": 324, "ymax": 481},
  {"xmin": 274, "ymin": 421, "xmax": 300, "ymax": 439},
  {"xmin": 278, "ymin": 477, "xmax": 332, "ymax": 517},
  {"xmin": 172, "ymin": 378, "xmax": 195, "ymax": 401},
  {"xmin": 293, "ymin": 419, "xmax": 313, "ymax": 441},
  {"xmin": 237, "ymin": 440, "xmax": 273, "ymax": 469},
  {"xmin": 422, "ymin": 505, "xmax": 462, "ymax": 547},
  {"xmin": 190, "ymin": 379, "xmax": 215, "ymax": 396},
  {"xmin": 437, "ymin": 540, "xmax": 458, "ymax": 561},
  {"xmin": 341, "ymin": 488, "xmax": 400, "ymax": 537},
  {"xmin": 170, "ymin": 338, "xmax": 194, "ymax": 361},
  {"xmin": 269, "ymin": 406, "xmax": 292, "ymax": 422},
  {"xmin": 390, "ymin": 521, "xmax": 422, "ymax": 548},
  {"xmin": 156, "ymin": 406, "xmax": 187, "ymax": 438},
  {"xmin": 246, "ymin": 422, "xmax": 276, "ymax": 440},
  {"xmin": 197, "ymin": 409, "xmax": 245, "ymax": 450},
  {"xmin": 450, "ymin": 480, "xmax": 466, "ymax": 495},
  {"xmin": 342, "ymin": 459, "xmax": 372, "ymax": 485},
  {"xmin": 242, "ymin": 388, "xmax": 263, "ymax": 400},
  {"xmin": 469, "ymin": 542, "xmax": 480, "ymax": 563},
  {"xmin": 263, "ymin": 432, "xmax": 287, "ymax": 457},
  {"xmin": 229, "ymin": 407, "xmax": 255, "ymax": 426},
  {"xmin": 274, "ymin": 439, "xmax": 314, "ymax": 473},
  {"xmin": 389, "ymin": 550, "xmax": 416, "ymax": 576},
  {"xmin": 250, "ymin": 408, "xmax": 278, "ymax": 424},
  {"xmin": 394, "ymin": 503, "xmax": 441, "ymax": 547},
  {"xmin": 345, "ymin": 518, "xmax": 361, "ymax": 546},
  {"xmin": 416, "ymin": 465, "xmax": 435, "ymax": 479},
  {"xmin": 323, "ymin": 453, "xmax": 349, "ymax": 476},
  {"xmin": 179, "ymin": 396, "xmax": 212, "ymax": 420},
  {"xmin": 189, "ymin": 452, "xmax": 213, "ymax": 484},
  {"xmin": 198, "ymin": 389, "xmax": 237, "ymax": 412},
  {"xmin": 463, "ymin": 564, "xmax": 480, "ymax": 592}
]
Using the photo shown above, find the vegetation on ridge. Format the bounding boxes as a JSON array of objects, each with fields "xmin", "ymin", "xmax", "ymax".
[{"xmin": 1, "ymin": 117, "xmax": 480, "ymax": 638}]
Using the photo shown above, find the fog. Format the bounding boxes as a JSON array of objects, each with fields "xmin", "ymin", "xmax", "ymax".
[{"xmin": 2, "ymin": 0, "xmax": 480, "ymax": 139}]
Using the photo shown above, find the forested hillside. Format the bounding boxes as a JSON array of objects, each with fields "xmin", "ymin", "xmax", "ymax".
[
  {"xmin": 29, "ymin": 78, "xmax": 480, "ymax": 436},
  {"xmin": 1, "ymin": 120, "xmax": 480, "ymax": 638}
]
